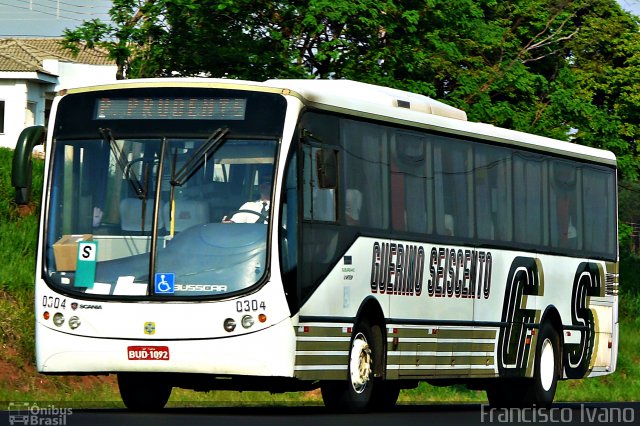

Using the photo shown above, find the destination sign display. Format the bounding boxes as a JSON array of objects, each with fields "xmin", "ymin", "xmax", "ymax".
[{"xmin": 95, "ymin": 97, "xmax": 247, "ymax": 120}]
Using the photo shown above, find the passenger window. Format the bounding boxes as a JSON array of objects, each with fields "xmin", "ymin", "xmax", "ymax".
[
  {"xmin": 513, "ymin": 152, "xmax": 547, "ymax": 246},
  {"xmin": 582, "ymin": 166, "xmax": 616, "ymax": 256},
  {"xmin": 550, "ymin": 160, "xmax": 581, "ymax": 249},
  {"xmin": 433, "ymin": 137, "xmax": 473, "ymax": 239},
  {"xmin": 341, "ymin": 120, "xmax": 389, "ymax": 230},
  {"xmin": 391, "ymin": 131, "xmax": 433, "ymax": 234},
  {"xmin": 475, "ymin": 145, "xmax": 512, "ymax": 242}
]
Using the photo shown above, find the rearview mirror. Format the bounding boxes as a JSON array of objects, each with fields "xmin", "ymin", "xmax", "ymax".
[{"xmin": 12, "ymin": 125, "xmax": 45, "ymax": 205}]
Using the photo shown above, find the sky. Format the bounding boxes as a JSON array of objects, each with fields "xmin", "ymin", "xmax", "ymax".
[
  {"xmin": 0, "ymin": 0, "xmax": 638, "ymax": 38},
  {"xmin": 0, "ymin": 0, "xmax": 112, "ymax": 37},
  {"xmin": 620, "ymin": 0, "xmax": 640, "ymax": 15}
]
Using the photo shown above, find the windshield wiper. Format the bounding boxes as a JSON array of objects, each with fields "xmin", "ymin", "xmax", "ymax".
[
  {"xmin": 99, "ymin": 128, "xmax": 146, "ymax": 199},
  {"xmin": 171, "ymin": 127, "xmax": 229, "ymax": 187}
]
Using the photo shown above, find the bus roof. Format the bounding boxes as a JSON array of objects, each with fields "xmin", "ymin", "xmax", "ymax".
[
  {"xmin": 62, "ymin": 78, "xmax": 617, "ymax": 166},
  {"xmin": 265, "ymin": 79, "xmax": 616, "ymax": 166},
  {"xmin": 266, "ymin": 79, "xmax": 468, "ymax": 121}
]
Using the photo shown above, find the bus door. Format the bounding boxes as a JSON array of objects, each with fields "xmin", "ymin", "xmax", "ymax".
[{"xmin": 299, "ymin": 134, "xmax": 342, "ymax": 307}]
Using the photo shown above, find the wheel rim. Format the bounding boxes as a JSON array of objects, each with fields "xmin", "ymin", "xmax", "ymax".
[
  {"xmin": 539, "ymin": 338, "xmax": 555, "ymax": 391},
  {"xmin": 349, "ymin": 332, "xmax": 372, "ymax": 394}
]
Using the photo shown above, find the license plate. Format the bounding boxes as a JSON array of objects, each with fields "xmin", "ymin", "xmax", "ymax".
[{"xmin": 127, "ymin": 346, "xmax": 170, "ymax": 360}]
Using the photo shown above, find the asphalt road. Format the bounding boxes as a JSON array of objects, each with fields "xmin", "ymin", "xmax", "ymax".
[{"xmin": 2, "ymin": 402, "xmax": 639, "ymax": 426}]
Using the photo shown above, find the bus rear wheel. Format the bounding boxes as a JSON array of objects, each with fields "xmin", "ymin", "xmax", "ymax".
[
  {"xmin": 117, "ymin": 373, "xmax": 172, "ymax": 411},
  {"xmin": 321, "ymin": 319, "xmax": 390, "ymax": 412},
  {"xmin": 524, "ymin": 321, "xmax": 561, "ymax": 407},
  {"xmin": 486, "ymin": 322, "xmax": 560, "ymax": 408}
]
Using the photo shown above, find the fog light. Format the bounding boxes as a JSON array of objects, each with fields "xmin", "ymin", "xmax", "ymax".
[
  {"xmin": 69, "ymin": 316, "xmax": 81, "ymax": 330},
  {"xmin": 241, "ymin": 315, "xmax": 254, "ymax": 329},
  {"xmin": 53, "ymin": 313, "xmax": 65, "ymax": 327},
  {"xmin": 223, "ymin": 318, "xmax": 236, "ymax": 332}
]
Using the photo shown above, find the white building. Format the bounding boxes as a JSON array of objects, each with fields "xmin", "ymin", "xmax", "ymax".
[{"xmin": 0, "ymin": 38, "xmax": 117, "ymax": 149}]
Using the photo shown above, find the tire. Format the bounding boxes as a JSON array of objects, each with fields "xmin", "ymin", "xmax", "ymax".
[
  {"xmin": 524, "ymin": 321, "xmax": 561, "ymax": 407},
  {"xmin": 118, "ymin": 373, "xmax": 172, "ymax": 411},
  {"xmin": 486, "ymin": 322, "xmax": 560, "ymax": 408},
  {"xmin": 321, "ymin": 319, "xmax": 384, "ymax": 412}
]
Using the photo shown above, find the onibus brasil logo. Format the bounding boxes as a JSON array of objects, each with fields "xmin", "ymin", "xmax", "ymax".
[{"xmin": 8, "ymin": 402, "xmax": 72, "ymax": 425}]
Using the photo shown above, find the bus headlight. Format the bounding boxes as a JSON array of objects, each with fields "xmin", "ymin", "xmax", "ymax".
[
  {"xmin": 53, "ymin": 313, "xmax": 65, "ymax": 327},
  {"xmin": 241, "ymin": 315, "xmax": 254, "ymax": 329},
  {"xmin": 68, "ymin": 316, "xmax": 81, "ymax": 330},
  {"xmin": 223, "ymin": 318, "xmax": 236, "ymax": 332}
]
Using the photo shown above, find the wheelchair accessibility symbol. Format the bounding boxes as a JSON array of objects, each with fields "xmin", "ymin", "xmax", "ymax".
[{"xmin": 155, "ymin": 273, "xmax": 175, "ymax": 294}]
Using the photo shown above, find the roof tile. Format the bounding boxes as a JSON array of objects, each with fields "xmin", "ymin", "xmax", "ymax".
[{"xmin": 0, "ymin": 38, "xmax": 114, "ymax": 73}]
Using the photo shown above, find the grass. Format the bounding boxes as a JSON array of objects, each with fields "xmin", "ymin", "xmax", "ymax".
[
  {"xmin": 0, "ymin": 146, "xmax": 639, "ymax": 408},
  {"xmin": 0, "ymin": 147, "xmax": 43, "ymax": 294},
  {"xmin": 556, "ymin": 320, "xmax": 640, "ymax": 402}
]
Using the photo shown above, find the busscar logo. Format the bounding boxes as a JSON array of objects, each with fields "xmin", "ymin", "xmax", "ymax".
[{"xmin": 174, "ymin": 284, "xmax": 228, "ymax": 292}]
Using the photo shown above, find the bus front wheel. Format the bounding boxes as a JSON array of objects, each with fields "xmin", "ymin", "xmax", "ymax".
[
  {"xmin": 321, "ymin": 319, "xmax": 389, "ymax": 412},
  {"xmin": 117, "ymin": 373, "xmax": 172, "ymax": 411}
]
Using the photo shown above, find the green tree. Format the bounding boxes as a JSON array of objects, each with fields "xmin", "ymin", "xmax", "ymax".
[
  {"xmin": 62, "ymin": 0, "xmax": 168, "ymax": 79},
  {"xmin": 63, "ymin": 0, "xmax": 640, "ymax": 177},
  {"xmin": 561, "ymin": 1, "xmax": 640, "ymax": 179},
  {"xmin": 155, "ymin": 0, "xmax": 302, "ymax": 79}
]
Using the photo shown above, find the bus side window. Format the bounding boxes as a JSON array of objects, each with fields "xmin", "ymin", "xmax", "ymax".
[
  {"xmin": 475, "ymin": 145, "xmax": 512, "ymax": 242},
  {"xmin": 303, "ymin": 145, "xmax": 337, "ymax": 222},
  {"xmin": 582, "ymin": 166, "xmax": 615, "ymax": 256},
  {"xmin": 391, "ymin": 131, "xmax": 432, "ymax": 234},
  {"xmin": 513, "ymin": 152, "xmax": 547, "ymax": 246},
  {"xmin": 434, "ymin": 138, "xmax": 473, "ymax": 239},
  {"xmin": 550, "ymin": 160, "xmax": 581, "ymax": 250},
  {"xmin": 341, "ymin": 120, "xmax": 389, "ymax": 230}
]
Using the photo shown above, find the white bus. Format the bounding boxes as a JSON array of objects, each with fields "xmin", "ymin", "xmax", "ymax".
[{"xmin": 13, "ymin": 79, "xmax": 618, "ymax": 411}]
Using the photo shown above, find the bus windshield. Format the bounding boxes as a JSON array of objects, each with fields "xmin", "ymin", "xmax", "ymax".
[{"xmin": 43, "ymin": 88, "xmax": 285, "ymax": 298}]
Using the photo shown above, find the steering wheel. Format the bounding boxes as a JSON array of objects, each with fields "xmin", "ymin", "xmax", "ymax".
[{"xmin": 229, "ymin": 209, "xmax": 269, "ymax": 223}]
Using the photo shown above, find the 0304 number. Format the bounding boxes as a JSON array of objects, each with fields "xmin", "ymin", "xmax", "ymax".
[
  {"xmin": 42, "ymin": 296, "xmax": 66, "ymax": 309},
  {"xmin": 236, "ymin": 299, "xmax": 266, "ymax": 312}
]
